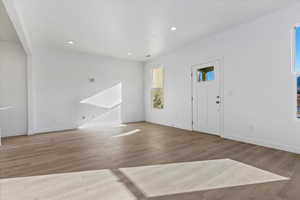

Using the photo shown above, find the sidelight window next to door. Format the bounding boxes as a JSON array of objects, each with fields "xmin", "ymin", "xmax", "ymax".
[
  {"xmin": 295, "ymin": 27, "xmax": 300, "ymax": 118},
  {"xmin": 297, "ymin": 76, "xmax": 300, "ymax": 119}
]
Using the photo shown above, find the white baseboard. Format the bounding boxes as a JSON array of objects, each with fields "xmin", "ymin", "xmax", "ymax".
[
  {"xmin": 146, "ymin": 120, "xmax": 300, "ymax": 155},
  {"xmin": 32, "ymin": 127, "xmax": 77, "ymax": 135},
  {"xmin": 1, "ymin": 131, "xmax": 27, "ymax": 138},
  {"xmin": 224, "ymin": 134, "xmax": 300, "ymax": 155},
  {"xmin": 145, "ymin": 120, "xmax": 193, "ymax": 131}
]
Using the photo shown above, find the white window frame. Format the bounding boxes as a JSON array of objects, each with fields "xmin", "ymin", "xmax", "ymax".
[{"xmin": 292, "ymin": 26, "xmax": 300, "ymax": 119}]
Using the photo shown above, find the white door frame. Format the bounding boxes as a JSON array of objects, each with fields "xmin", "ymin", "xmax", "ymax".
[{"xmin": 191, "ymin": 58, "xmax": 224, "ymax": 137}]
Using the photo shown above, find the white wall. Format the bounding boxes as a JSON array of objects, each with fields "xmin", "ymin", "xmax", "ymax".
[
  {"xmin": 144, "ymin": 3, "xmax": 300, "ymax": 154},
  {"xmin": 0, "ymin": 41, "xmax": 27, "ymax": 137},
  {"xmin": 30, "ymin": 48, "xmax": 144, "ymax": 133}
]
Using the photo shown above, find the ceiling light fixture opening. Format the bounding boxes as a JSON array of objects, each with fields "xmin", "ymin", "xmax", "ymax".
[
  {"xmin": 170, "ymin": 27, "xmax": 177, "ymax": 31},
  {"xmin": 67, "ymin": 40, "xmax": 74, "ymax": 45}
]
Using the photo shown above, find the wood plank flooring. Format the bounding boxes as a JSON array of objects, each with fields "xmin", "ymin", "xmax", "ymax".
[{"xmin": 1, "ymin": 122, "xmax": 300, "ymax": 200}]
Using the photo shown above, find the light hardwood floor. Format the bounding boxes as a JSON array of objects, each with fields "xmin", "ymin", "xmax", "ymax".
[{"xmin": 1, "ymin": 122, "xmax": 300, "ymax": 200}]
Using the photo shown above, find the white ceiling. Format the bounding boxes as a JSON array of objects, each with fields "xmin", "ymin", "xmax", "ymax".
[
  {"xmin": 12, "ymin": 0, "xmax": 299, "ymax": 61},
  {"xmin": 0, "ymin": 0, "xmax": 19, "ymax": 42}
]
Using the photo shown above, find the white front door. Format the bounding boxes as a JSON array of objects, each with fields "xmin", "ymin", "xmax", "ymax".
[{"xmin": 192, "ymin": 61, "xmax": 221, "ymax": 135}]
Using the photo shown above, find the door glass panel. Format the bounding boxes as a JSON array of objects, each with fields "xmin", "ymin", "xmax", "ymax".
[{"xmin": 198, "ymin": 66, "xmax": 214, "ymax": 82}]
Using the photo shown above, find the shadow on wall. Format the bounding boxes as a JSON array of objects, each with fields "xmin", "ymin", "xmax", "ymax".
[{"xmin": 78, "ymin": 83, "xmax": 122, "ymax": 128}]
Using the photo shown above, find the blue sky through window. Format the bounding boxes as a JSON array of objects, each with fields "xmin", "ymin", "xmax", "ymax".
[
  {"xmin": 207, "ymin": 71, "xmax": 214, "ymax": 81},
  {"xmin": 295, "ymin": 27, "xmax": 300, "ymax": 72}
]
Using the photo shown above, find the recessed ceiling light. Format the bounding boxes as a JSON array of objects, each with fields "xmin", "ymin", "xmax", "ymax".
[
  {"xmin": 127, "ymin": 52, "xmax": 132, "ymax": 56},
  {"xmin": 170, "ymin": 27, "xmax": 177, "ymax": 31},
  {"xmin": 67, "ymin": 40, "xmax": 74, "ymax": 45}
]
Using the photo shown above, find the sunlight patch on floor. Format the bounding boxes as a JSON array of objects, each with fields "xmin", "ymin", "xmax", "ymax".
[
  {"xmin": 0, "ymin": 159, "xmax": 289, "ymax": 199},
  {"xmin": 113, "ymin": 129, "xmax": 141, "ymax": 138},
  {"xmin": 0, "ymin": 170, "xmax": 136, "ymax": 200},
  {"xmin": 120, "ymin": 159, "xmax": 289, "ymax": 197}
]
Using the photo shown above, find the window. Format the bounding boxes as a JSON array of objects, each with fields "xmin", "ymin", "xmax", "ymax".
[
  {"xmin": 295, "ymin": 27, "xmax": 300, "ymax": 73},
  {"xmin": 294, "ymin": 27, "xmax": 300, "ymax": 118},
  {"xmin": 151, "ymin": 68, "xmax": 164, "ymax": 109},
  {"xmin": 197, "ymin": 66, "xmax": 214, "ymax": 82},
  {"xmin": 298, "ymin": 76, "xmax": 300, "ymax": 118}
]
